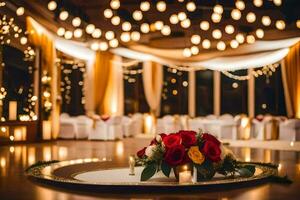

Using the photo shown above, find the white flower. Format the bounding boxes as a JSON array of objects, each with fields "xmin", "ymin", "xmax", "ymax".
[
  {"xmin": 145, "ymin": 145, "xmax": 157, "ymax": 159},
  {"xmin": 156, "ymin": 135, "xmax": 162, "ymax": 143}
]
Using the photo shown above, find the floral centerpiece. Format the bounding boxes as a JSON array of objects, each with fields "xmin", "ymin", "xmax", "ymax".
[{"xmin": 136, "ymin": 130, "xmax": 255, "ymax": 182}]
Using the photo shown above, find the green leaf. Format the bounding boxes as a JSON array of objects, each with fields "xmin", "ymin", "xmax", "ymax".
[
  {"xmin": 244, "ymin": 165, "xmax": 256, "ymax": 174},
  {"xmin": 161, "ymin": 161, "xmax": 171, "ymax": 177},
  {"xmin": 238, "ymin": 168, "xmax": 254, "ymax": 177},
  {"xmin": 141, "ymin": 164, "xmax": 157, "ymax": 181}
]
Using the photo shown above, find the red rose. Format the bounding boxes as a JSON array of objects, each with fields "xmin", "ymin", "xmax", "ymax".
[
  {"xmin": 159, "ymin": 133, "xmax": 167, "ymax": 140},
  {"xmin": 179, "ymin": 130, "xmax": 197, "ymax": 148},
  {"xmin": 163, "ymin": 134, "xmax": 181, "ymax": 149},
  {"xmin": 164, "ymin": 145, "xmax": 188, "ymax": 166},
  {"xmin": 202, "ymin": 133, "xmax": 221, "ymax": 146},
  {"xmin": 137, "ymin": 147, "xmax": 146, "ymax": 158},
  {"xmin": 201, "ymin": 141, "xmax": 221, "ymax": 162}
]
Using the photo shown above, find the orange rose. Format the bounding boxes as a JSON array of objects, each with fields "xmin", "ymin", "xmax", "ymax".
[{"xmin": 188, "ymin": 146, "xmax": 205, "ymax": 165}]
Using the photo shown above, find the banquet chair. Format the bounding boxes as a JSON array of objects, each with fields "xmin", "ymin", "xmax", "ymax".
[
  {"xmin": 76, "ymin": 115, "xmax": 93, "ymax": 139},
  {"xmin": 206, "ymin": 114, "xmax": 217, "ymax": 120},
  {"xmin": 88, "ymin": 119, "xmax": 108, "ymax": 140},
  {"xmin": 179, "ymin": 115, "xmax": 189, "ymax": 130},
  {"xmin": 264, "ymin": 117, "xmax": 279, "ymax": 140},
  {"xmin": 122, "ymin": 116, "xmax": 134, "ymax": 137},
  {"xmin": 218, "ymin": 114, "xmax": 238, "ymax": 140},
  {"xmin": 107, "ymin": 116, "xmax": 123, "ymax": 140},
  {"xmin": 188, "ymin": 117, "xmax": 205, "ymax": 132},
  {"xmin": 156, "ymin": 118, "xmax": 165, "ymax": 134},
  {"xmin": 203, "ymin": 115, "xmax": 221, "ymax": 138},
  {"xmin": 252, "ymin": 118, "xmax": 265, "ymax": 140},
  {"xmin": 279, "ymin": 119, "xmax": 300, "ymax": 141},
  {"xmin": 132, "ymin": 113, "xmax": 144, "ymax": 135},
  {"xmin": 163, "ymin": 115, "xmax": 181, "ymax": 133},
  {"xmin": 58, "ymin": 114, "xmax": 77, "ymax": 139}
]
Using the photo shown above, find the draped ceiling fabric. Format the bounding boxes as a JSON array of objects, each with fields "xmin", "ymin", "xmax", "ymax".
[
  {"xmin": 282, "ymin": 42, "xmax": 300, "ymax": 118},
  {"xmin": 26, "ymin": 17, "xmax": 59, "ymax": 139},
  {"xmin": 143, "ymin": 61, "xmax": 163, "ymax": 116}
]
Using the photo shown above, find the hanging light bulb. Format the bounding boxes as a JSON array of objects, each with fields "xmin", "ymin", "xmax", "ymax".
[
  {"xmin": 105, "ymin": 31, "xmax": 115, "ymax": 40},
  {"xmin": 59, "ymin": 11, "xmax": 69, "ymax": 21},
  {"xmin": 16, "ymin": 7, "xmax": 25, "ymax": 16},
  {"xmin": 211, "ymin": 13, "xmax": 222, "ymax": 23},
  {"xmin": 72, "ymin": 17, "xmax": 81, "ymax": 27},
  {"xmin": 121, "ymin": 32, "xmax": 131, "ymax": 42},
  {"xmin": 104, "ymin": 9, "xmax": 113, "ymax": 18},
  {"xmin": 276, "ymin": 20, "xmax": 286, "ymax": 30},
  {"xmin": 181, "ymin": 18, "xmax": 191, "ymax": 28},
  {"xmin": 191, "ymin": 46, "xmax": 199, "ymax": 55},
  {"xmin": 236, "ymin": 33, "xmax": 245, "ymax": 44},
  {"xmin": 262, "ymin": 16, "xmax": 271, "ymax": 26},
  {"xmin": 170, "ymin": 14, "xmax": 179, "ymax": 24},
  {"xmin": 131, "ymin": 31, "xmax": 141, "ymax": 41},
  {"xmin": 256, "ymin": 29, "xmax": 264, "ymax": 38},
  {"xmin": 161, "ymin": 25, "xmax": 171, "ymax": 36},
  {"xmin": 191, "ymin": 35, "xmax": 201, "ymax": 45},
  {"xmin": 90, "ymin": 42, "xmax": 99, "ymax": 51},
  {"xmin": 155, "ymin": 21, "xmax": 164, "ymax": 30},
  {"xmin": 213, "ymin": 4, "xmax": 223, "ymax": 14},
  {"xmin": 217, "ymin": 41, "xmax": 226, "ymax": 51},
  {"xmin": 86, "ymin": 24, "xmax": 95, "ymax": 34},
  {"xmin": 133, "ymin": 10, "xmax": 143, "ymax": 21},
  {"xmin": 231, "ymin": 9, "xmax": 241, "ymax": 20},
  {"xmin": 246, "ymin": 12, "xmax": 256, "ymax": 23},
  {"xmin": 110, "ymin": 0, "xmax": 120, "ymax": 10},
  {"xmin": 212, "ymin": 29, "xmax": 222, "ymax": 39},
  {"xmin": 253, "ymin": 0, "xmax": 263, "ymax": 7},
  {"xmin": 20, "ymin": 37, "xmax": 28, "ymax": 45},
  {"xmin": 122, "ymin": 22, "xmax": 132, "ymax": 31},
  {"xmin": 200, "ymin": 21, "xmax": 210, "ymax": 31},
  {"xmin": 109, "ymin": 39, "xmax": 119, "ymax": 48},
  {"xmin": 99, "ymin": 41, "xmax": 109, "ymax": 51},
  {"xmin": 64, "ymin": 31, "xmax": 73, "ymax": 40},
  {"xmin": 74, "ymin": 28, "xmax": 83, "ymax": 38},
  {"xmin": 156, "ymin": 1, "xmax": 166, "ymax": 12},
  {"xmin": 225, "ymin": 25, "xmax": 235, "ymax": 34},
  {"xmin": 57, "ymin": 27, "xmax": 65, "ymax": 36},
  {"xmin": 202, "ymin": 39, "xmax": 211, "ymax": 49},
  {"xmin": 178, "ymin": 12, "xmax": 187, "ymax": 21},
  {"xmin": 246, "ymin": 35, "xmax": 256, "ymax": 44},
  {"xmin": 48, "ymin": 1, "xmax": 57, "ymax": 11},
  {"xmin": 92, "ymin": 28, "xmax": 102, "ymax": 38},
  {"xmin": 111, "ymin": 16, "xmax": 121, "ymax": 25},
  {"xmin": 186, "ymin": 1, "xmax": 196, "ymax": 12},
  {"xmin": 183, "ymin": 48, "xmax": 192, "ymax": 57},
  {"xmin": 141, "ymin": 23, "xmax": 150, "ymax": 33},
  {"xmin": 235, "ymin": 0, "xmax": 245, "ymax": 10},
  {"xmin": 140, "ymin": 1, "xmax": 150, "ymax": 11},
  {"xmin": 230, "ymin": 40, "xmax": 239, "ymax": 49},
  {"xmin": 273, "ymin": 0, "xmax": 282, "ymax": 6}
]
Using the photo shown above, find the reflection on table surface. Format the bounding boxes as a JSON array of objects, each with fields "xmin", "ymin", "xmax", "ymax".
[{"xmin": 0, "ymin": 138, "xmax": 300, "ymax": 200}]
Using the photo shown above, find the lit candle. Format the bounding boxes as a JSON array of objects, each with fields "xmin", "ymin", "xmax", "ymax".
[
  {"xmin": 128, "ymin": 155, "xmax": 135, "ymax": 175},
  {"xmin": 9, "ymin": 101, "xmax": 17, "ymax": 121},
  {"xmin": 192, "ymin": 166, "xmax": 197, "ymax": 183},
  {"xmin": 179, "ymin": 170, "xmax": 192, "ymax": 184}
]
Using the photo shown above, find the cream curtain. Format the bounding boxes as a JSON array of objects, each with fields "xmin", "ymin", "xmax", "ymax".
[
  {"xmin": 282, "ymin": 42, "xmax": 300, "ymax": 118},
  {"xmin": 143, "ymin": 61, "xmax": 163, "ymax": 116}
]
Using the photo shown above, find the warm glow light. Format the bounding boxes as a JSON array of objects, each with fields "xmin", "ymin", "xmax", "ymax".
[
  {"xmin": 262, "ymin": 16, "xmax": 271, "ymax": 26},
  {"xmin": 109, "ymin": 39, "xmax": 119, "ymax": 48},
  {"xmin": 231, "ymin": 9, "xmax": 241, "ymax": 20},
  {"xmin": 110, "ymin": 0, "xmax": 120, "ymax": 10},
  {"xmin": 200, "ymin": 21, "xmax": 210, "ymax": 31},
  {"xmin": 74, "ymin": 28, "xmax": 83, "ymax": 38},
  {"xmin": 212, "ymin": 29, "xmax": 222, "ymax": 39},
  {"xmin": 105, "ymin": 31, "xmax": 115, "ymax": 40},
  {"xmin": 99, "ymin": 42, "xmax": 108, "ymax": 51},
  {"xmin": 72, "ymin": 17, "xmax": 81, "ymax": 27},
  {"xmin": 20, "ymin": 37, "xmax": 27, "ymax": 45},
  {"xmin": 276, "ymin": 20, "xmax": 286, "ymax": 30},
  {"xmin": 122, "ymin": 22, "xmax": 132, "ymax": 31},
  {"xmin": 140, "ymin": 1, "xmax": 150, "ymax": 12},
  {"xmin": 256, "ymin": 28, "xmax": 264, "ymax": 39},
  {"xmin": 64, "ymin": 31, "xmax": 73, "ymax": 40},
  {"xmin": 217, "ymin": 41, "xmax": 226, "ymax": 51},
  {"xmin": 131, "ymin": 31, "xmax": 141, "ymax": 41},
  {"xmin": 213, "ymin": 4, "xmax": 223, "ymax": 14},
  {"xmin": 57, "ymin": 27, "xmax": 65, "ymax": 36},
  {"xmin": 16, "ymin": 7, "xmax": 25, "ymax": 16},
  {"xmin": 155, "ymin": 21, "xmax": 164, "ymax": 30},
  {"xmin": 156, "ymin": 1, "xmax": 166, "ymax": 12},
  {"xmin": 273, "ymin": 0, "xmax": 282, "ymax": 6},
  {"xmin": 111, "ymin": 16, "xmax": 120, "ymax": 25},
  {"xmin": 246, "ymin": 12, "xmax": 256, "ymax": 23},
  {"xmin": 246, "ymin": 35, "xmax": 256, "ymax": 44},
  {"xmin": 186, "ymin": 1, "xmax": 196, "ymax": 12},
  {"xmin": 140, "ymin": 23, "xmax": 150, "ymax": 33},
  {"xmin": 133, "ymin": 10, "xmax": 143, "ymax": 21},
  {"xmin": 59, "ymin": 11, "xmax": 69, "ymax": 21},
  {"xmin": 211, "ymin": 13, "xmax": 221, "ymax": 23},
  {"xmin": 48, "ymin": 1, "xmax": 57, "ymax": 11},
  {"xmin": 104, "ymin": 8, "xmax": 113, "ymax": 18},
  {"xmin": 230, "ymin": 40, "xmax": 239, "ymax": 49},
  {"xmin": 202, "ymin": 39, "xmax": 211, "ymax": 49},
  {"xmin": 170, "ymin": 14, "xmax": 179, "ymax": 24},
  {"xmin": 254, "ymin": 0, "xmax": 263, "ymax": 7},
  {"xmin": 191, "ymin": 46, "xmax": 199, "ymax": 55},
  {"xmin": 297, "ymin": 20, "xmax": 300, "ymax": 29},
  {"xmin": 225, "ymin": 25, "xmax": 235, "ymax": 34},
  {"xmin": 191, "ymin": 34, "xmax": 201, "ymax": 45},
  {"xmin": 183, "ymin": 48, "xmax": 192, "ymax": 57},
  {"xmin": 236, "ymin": 33, "xmax": 245, "ymax": 44},
  {"xmin": 92, "ymin": 28, "xmax": 102, "ymax": 38},
  {"xmin": 86, "ymin": 24, "xmax": 95, "ymax": 34},
  {"xmin": 178, "ymin": 12, "xmax": 187, "ymax": 21},
  {"xmin": 91, "ymin": 42, "xmax": 99, "ymax": 51},
  {"xmin": 161, "ymin": 25, "xmax": 171, "ymax": 36},
  {"xmin": 236, "ymin": 0, "xmax": 245, "ymax": 10},
  {"xmin": 121, "ymin": 32, "xmax": 131, "ymax": 42},
  {"xmin": 181, "ymin": 18, "xmax": 191, "ymax": 28}
]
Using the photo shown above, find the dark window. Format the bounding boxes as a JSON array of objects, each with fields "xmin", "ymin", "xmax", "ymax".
[
  {"xmin": 196, "ymin": 70, "xmax": 214, "ymax": 116},
  {"xmin": 221, "ymin": 70, "xmax": 248, "ymax": 115},
  {"xmin": 123, "ymin": 63, "xmax": 149, "ymax": 114},
  {"xmin": 255, "ymin": 65, "xmax": 286, "ymax": 115},
  {"xmin": 160, "ymin": 67, "xmax": 188, "ymax": 116}
]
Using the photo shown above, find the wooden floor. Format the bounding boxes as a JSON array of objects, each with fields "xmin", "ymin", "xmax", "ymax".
[{"xmin": 0, "ymin": 138, "xmax": 300, "ymax": 199}]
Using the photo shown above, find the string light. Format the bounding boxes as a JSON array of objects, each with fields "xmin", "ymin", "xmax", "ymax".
[
  {"xmin": 110, "ymin": 0, "xmax": 120, "ymax": 10},
  {"xmin": 246, "ymin": 35, "xmax": 256, "ymax": 44},
  {"xmin": 236, "ymin": 33, "xmax": 245, "ymax": 44},
  {"xmin": 202, "ymin": 39, "xmax": 211, "ymax": 49},
  {"xmin": 225, "ymin": 25, "xmax": 235, "ymax": 34},
  {"xmin": 230, "ymin": 40, "xmax": 239, "ymax": 49},
  {"xmin": 104, "ymin": 8, "xmax": 113, "ymax": 18},
  {"xmin": 90, "ymin": 42, "xmax": 99, "ymax": 51},
  {"xmin": 156, "ymin": 1, "xmax": 167, "ymax": 12},
  {"xmin": 121, "ymin": 32, "xmax": 131, "ymax": 42},
  {"xmin": 170, "ymin": 14, "xmax": 179, "ymax": 24},
  {"xmin": 256, "ymin": 29, "xmax": 264, "ymax": 39},
  {"xmin": 86, "ymin": 24, "xmax": 95, "ymax": 34},
  {"xmin": 246, "ymin": 12, "xmax": 256, "ymax": 23},
  {"xmin": 16, "ymin": 7, "xmax": 25, "ymax": 16},
  {"xmin": 211, "ymin": 13, "xmax": 222, "ymax": 23},
  {"xmin": 190, "ymin": 46, "xmax": 199, "ymax": 55},
  {"xmin": 59, "ymin": 11, "xmax": 69, "ymax": 21},
  {"xmin": 191, "ymin": 35, "xmax": 201, "ymax": 45},
  {"xmin": 122, "ymin": 22, "xmax": 132, "ymax": 31},
  {"xmin": 105, "ymin": 31, "xmax": 115, "ymax": 40},
  {"xmin": 109, "ymin": 38, "xmax": 119, "ymax": 48},
  {"xmin": 140, "ymin": 1, "xmax": 150, "ymax": 12},
  {"xmin": 74, "ymin": 28, "xmax": 83, "ymax": 38},
  {"xmin": 48, "ymin": 1, "xmax": 57, "ymax": 11},
  {"xmin": 200, "ymin": 21, "xmax": 210, "ymax": 31},
  {"xmin": 111, "ymin": 16, "xmax": 121, "ymax": 25},
  {"xmin": 131, "ymin": 31, "xmax": 141, "ymax": 41},
  {"xmin": 180, "ymin": 18, "xmax": 191, "ymax": 28},
  {"xmin": 133, "ymin": 10, "xmax": 143, "ymax": 21},
  {"xmin": 212, "ymin": 29, "xmax": 222, "ymax": 39},
  {"xmin": 178, "ymin": 12, "xmax": 187, "ymax": 21},
  {"xmin": 183, "ymin": 48, "xmax": 192, "ymax": 57},
  {"xmin": 92, "ymin": 28, "xmax": 102, "ymax": 38},
  {"xmin": 231, "ymin": 9, "xmax": 241, "ymax": 20},
  {"xmin": 253, "ymin": 0, "xmax": 263, "ymax": 7},
  {"xmin": 217, "ymin": 41, "xmax": 226, "ymax": 51},
  {"xmin": 161, "ymin": 25, "xmax": 171, "ymax": 36},
  {"xmin": 273, "ymin": 0, "xmax": 282, "ymax": 6},
  {"xmin": 213, "ymin": 4, "xmax": 223, "ymax": 14},
  {"xmin": 72, "ymin": 17, "xmax": 81, "ymax": 27},
  {"xmin": 64, "ymin": 31, "xmax": 73, "ymax": 40},
  {"xmin": 140, "ymin": 23, "xmax": 150, "ymax": 33},
  {"xmin": 154, "ymin": 21, "xmax": 164, "ymax": 30},
  {"xmin": 276, "ymin": 20, "xmax": 286, "ymax": 30},
  {"xmin": 235, "ymin": 0, "xmax": 245, "ymax": 10},
  {"xmin": 186, "ymin": 1, "xmax": 196, "ymax": 12},
  {"xmin": 99, "ymin": 41, "xmax": 109, "ymax": 51},
  {"xmin": 57, "ymin": 27, "xmax": 65, "ymax": 36},
  {"xmin": 262, "ymin": 16, "xmax": 271, "ymax": 26}
]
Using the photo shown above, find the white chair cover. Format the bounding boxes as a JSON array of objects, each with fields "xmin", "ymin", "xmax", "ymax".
[
  {"xmin": 122, "ymin": 116, "xmax": 134, "ymax": 137},
  {"xmin": 107, "ymin": 116, "xmax": 123, "ymax": 140},
  {"xmin": 132, "ymin": 113, "xmax": 143, "ymax": 135},
  {"xmin": 279, "ymin": 119, "xmax": 300, "ymax": 141},
  {"xmin": 58, "ymin": 116, "xmax": 77, "ymax": 139},
  {"xmin": 89, "ymin": 119, "xmax": 108, "ymax": 140},
  {"xmin": 76, "ymin": 116, "xmax": 93, "ymax": 139},
  {"xmin": 252, "ymin": 118, "xmax": 265, "ymax": 140},
  {"xmin": 156, "ymin": 118, "xmax": 165, "ymax": 134},
  {"xmin": 188, "ymin": 117, "xmax": 205, "ymax": 132}
]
